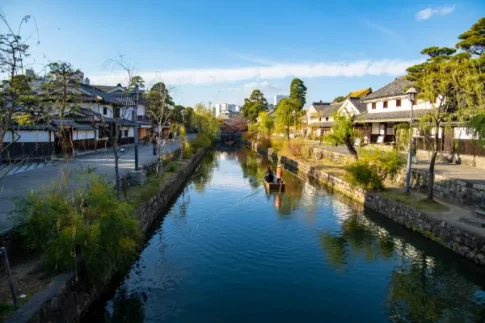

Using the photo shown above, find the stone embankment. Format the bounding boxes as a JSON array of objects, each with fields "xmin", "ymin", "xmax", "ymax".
[
  {"xmin": 7, "ymin": 148, "xmax": 207, "ymax": 323},
  {"xmin": 250, "ymin": 141, "xmax": 485, "ymax": 267}
]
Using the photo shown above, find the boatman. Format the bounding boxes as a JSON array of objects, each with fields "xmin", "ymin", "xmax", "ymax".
[{"xmin": 276, "ymin": 164, "xmax": 283, "ymax": 184}]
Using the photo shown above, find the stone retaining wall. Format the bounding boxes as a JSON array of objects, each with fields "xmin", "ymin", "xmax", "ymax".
[
  {"xmin": 261, "ymin": 145, "xmax": 485, "ymax": 266},
  {"xmin": 7, "ymin": 148, "xmax": 206, "ymax": 323},
  {"xmin": 406, "ymin": 168, "xmax": 485, "ymax": 207},
  {"xmin": 312, "ymin": 147, "xmax": 353, "ymax": 165},
  {"xmin": 364, "ymin": 193, "xmax": 485, "ymax": 265},
  {"xmin": 301, "ymin": 144, "xmax": 485, "ymax": 207}
]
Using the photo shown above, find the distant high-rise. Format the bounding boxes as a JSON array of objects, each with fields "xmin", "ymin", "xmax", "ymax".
[
  {"xmin": 213, "ymin": 103, "xmax": 240, "ymax": 118},
  {"xmin": 274, "ymin": 94, "xmax": 288, "ymax": 106},
  {"xmin": 25, "ymin": 69, "xmax": 35, "ymax": 77}
]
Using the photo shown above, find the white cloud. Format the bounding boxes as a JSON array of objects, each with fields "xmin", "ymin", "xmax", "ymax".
[
  {"xmin": 416, "ymin": 6, "xmax": 455, "ymax": 20},
  {"xmin": 88, "ymin": 59, "xmax": 421, "ymax": 86},
  {"xmin": 243, "ymin": 81, "xmax": 280, "ymax": 91}
]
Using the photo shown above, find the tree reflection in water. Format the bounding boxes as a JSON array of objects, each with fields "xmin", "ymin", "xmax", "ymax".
[
  {"xmin": 319, "ymin": 212, "xmax": 485, "ymax": 322},
  {"xmin": 191, "ymin": 150, "xmax": 219, "ymax": 193},
  {"xmin": 105, "ymin": 284, "xmax": 146, "ymax": 323}
]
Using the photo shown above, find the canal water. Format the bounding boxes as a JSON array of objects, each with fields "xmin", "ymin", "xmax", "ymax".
[{"xmin": 87, "ymin": 149, "xmax": 485, "ymax": 322}]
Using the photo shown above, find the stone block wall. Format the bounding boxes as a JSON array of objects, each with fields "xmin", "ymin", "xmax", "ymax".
[
  {"xmin": 365, "ymin": 193, "xmax": 485, "ymax": 265},
  {"xmin": 408, "ymin": 168, "xmax": 485, "ymax": 207},
  {"xmin": 312, "ymin": 147, "xmax": 353, "ymax": 165}
]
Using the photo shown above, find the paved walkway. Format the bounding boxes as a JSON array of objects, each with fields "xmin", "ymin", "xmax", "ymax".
[
  {"xmin": 0, "ymin": 138, "xmax": 192, "ymax": 235},
  {"xmin": 412, "ymin": 161, "xmax": 485, "ymax": 184},
  {"xmin": 306, "ymin": 141, "xmax": 485, "ymax": 184}
]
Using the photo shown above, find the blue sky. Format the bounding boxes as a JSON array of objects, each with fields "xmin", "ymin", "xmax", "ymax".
[{"xmin": 1, "ymin": 0, "xmax": 484, "ymax": 107}]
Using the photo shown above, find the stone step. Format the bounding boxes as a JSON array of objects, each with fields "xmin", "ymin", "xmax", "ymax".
[
  {"xmin": 475, "ymin": 209, "xmax": 485, "ymax": 219},
  {"xmin": 460, "ymin": 217, "xmax": 485, "ymax": 228}
]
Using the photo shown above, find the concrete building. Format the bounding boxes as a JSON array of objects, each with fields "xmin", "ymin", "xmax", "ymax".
[
  {"xmin": 213, "ymin": 103, "xmax": 240, "ymax": 118},
  {"xmin": 274, "ymin": 94, "xmax": 288, "ymax": 106}
]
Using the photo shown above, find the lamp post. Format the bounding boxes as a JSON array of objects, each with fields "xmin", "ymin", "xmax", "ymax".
[
  {"xmin": 131, "ymin": 85, "xmax": 143, "ymax": 171},
  {"xmin": 405, "ymin": 87, "xmax": 417, "ymax": 194}
]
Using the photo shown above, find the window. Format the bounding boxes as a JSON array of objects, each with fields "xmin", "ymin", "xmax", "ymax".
[
  {"xmin": 325, "ymin": 117, "xmax": 329, "ymax": 121},
  {"xmin": 372, "ymin": 102, "xmax": 376, "ymax": 109},
  {"xmin": 383, "ymin": 101, "xmax": 388, "ymax": 108},
  {"xmin": 396, "ymin": 99, "xmax": 401, "ymax": 107},
  {"xmin": 124, "ymin": 130, "xmax": 129, "ymax": 137},
  {"xmin": 103, "ymin": 107, "xmax": 107, "ymax": 115}
]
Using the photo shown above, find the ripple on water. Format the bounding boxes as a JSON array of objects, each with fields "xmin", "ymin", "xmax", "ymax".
[{"xmin": 88, "ymin": 151, "xmax": 485, "ymax": 323}]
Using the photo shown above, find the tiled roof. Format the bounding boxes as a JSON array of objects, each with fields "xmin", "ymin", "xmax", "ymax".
[
  {"xmin": 355, "ymin": 109, "xmax": 431, "ymax": 122},
  {"xmin": 11, "ymin": 124, "xmax": 54, "ymax": 131},
  {"xmin": 51, "ymin": 119, "xmax": 76, "ymax": 127},
  {"xmin": 347, "ymin": 88, "xmax": 372, "ymax": 99},
  {"xmin": 363, "ymin": 77, "xmax": 413, "ymax": 101},
  {"xmin": 313, "ymin": 103, "xmax": 341, "ymax": 117},
  {"xmin": 91, "ymin": 84, "xmax": 124, "ymax": 92},
  {"xmin": 348, "ymin": 98, "xmax": 367, "ymax": 113},
  {"xmin": 309, "ymin": 121, "xmax": 333, "ymax": 128},
  {"xmin": 73, "ymin": 123, "xmax": 95, "ymax": 131},
  {"xmin": 79, "ymin": 83, "xmax": 136, "ymax": 106}
]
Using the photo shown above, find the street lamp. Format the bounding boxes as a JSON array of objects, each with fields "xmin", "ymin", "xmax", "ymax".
[
  {"xmin": 131, "ymin": 85, "xmax": 143, "ymax": 171},
  {"xmin": 405, "ymin": 87, "xmax": 417, "ymax": 194}
]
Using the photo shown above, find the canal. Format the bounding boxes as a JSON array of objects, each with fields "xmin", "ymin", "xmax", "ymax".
[{"xmin": 86, "ymin": 149, "xmax": 485, "ymax": 322}]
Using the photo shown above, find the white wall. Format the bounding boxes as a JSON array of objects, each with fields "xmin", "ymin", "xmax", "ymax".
[
  {"xmin": 137, "ymin": 104, "xmax": 146, "ymax": 117},
  {"xmin": 365, "ymin": 96, "xmax": 433, "ymax": 114},
  {"xmin": 371, "ymin": 123, "xmax": 380, "ymax": 135},
  {"xmin": 79, "ymin": 103, "xmax": 113, "ymax": 118},
  {"xmin": 454, "ymin": 127, "xmax": 476, "ymax": 140},
  {"xmin": 73, "ymin": 130, "xmax": 95, "ymax": 140},
  {"xmin": 120, "ymin": 127, "xmax": 134, "ymax": 137},
  {"xmin": 3, "ymin": 130, "xmax": 50, "ymax": 143}
]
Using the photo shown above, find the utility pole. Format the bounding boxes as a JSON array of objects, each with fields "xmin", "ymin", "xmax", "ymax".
[
  {"xmin": 405, "ymin": 87, "xmax": 417, "ymax": 194},
  {"xmin": 131, "ymin": 85, "xmax": 141, "ymax": 171}
]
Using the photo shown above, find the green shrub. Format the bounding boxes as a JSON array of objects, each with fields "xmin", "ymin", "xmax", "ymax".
[
  {"xmin": 165, "ymin": 161, "xmax": 179, "ymax": 172},
  {"xmin": 345, "ymin": 149, "xmax": 404, "ymax": 190},
  {"xmin": 345, "ymin": 161, "xmax": 383, "ymax": 190},
  {"xmin": 17, "ymin": 175, "xmax": 142, "ymax": 282},
  {"xmin": 182, "ymin": 140, "xmax": 192, "ymax": 158},
  {"xmin": 191, "ymin": 134, "xmax": 212, "ymax": 151},
  {"xmin": 286, "ymin": 139, "xmax": 313, "ymax": 159},
  {"xmin": 270, "ymin": 138, "xmax": 284, "ymax": 152},
  {"xmin": 287, "ymin": 138, "xmax": 305, "ymax": 156}
]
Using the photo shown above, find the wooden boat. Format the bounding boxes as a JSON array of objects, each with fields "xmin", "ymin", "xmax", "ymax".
[{"xmin": 264, "ymin": 179, "xmax": 285, "ymax": 192}]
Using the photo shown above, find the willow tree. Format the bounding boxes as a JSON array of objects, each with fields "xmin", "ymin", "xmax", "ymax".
[
  {"xmin": 323, "ymin": 112, "xmax": 361, "ymax": 160},
  {"xmin": 146, "ymin": 82, "xmax": 173, "ymax": 176},
  {"xmin": 258, "ymin": 111, "xmax": 274, "ymax": 138},
  {"xmin": 192, "ymin": 103, "xmax": 220, "ymax": 140},
  {"xmin": 274, "ymin": 98, "xmax": 298, "ymax": 140}
]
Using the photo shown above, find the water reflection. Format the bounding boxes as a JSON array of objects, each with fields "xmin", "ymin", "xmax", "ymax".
[
  {"xmin": 319, "ymin": 211, "xmax": 485, "ymax": 322},
  {"xmin": 191, "ymin": 150, "xmax": 218, "ymax": 193},
  {"xmin": 234, "ymin": 148, "xmax": 304, "ymax": 216},
  {"xmin": 105, "ymin": 284, "xmax": 146, "ymax": 323},
  {"xmin": 85, "ymin": 148, "xmax": 485, "ymax": 323}
]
